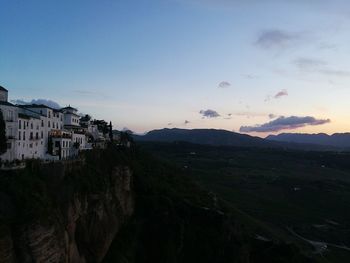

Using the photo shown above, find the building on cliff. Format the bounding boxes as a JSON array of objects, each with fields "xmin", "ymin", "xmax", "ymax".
[{"xmin": 0, "ymin": 86, "xmax": 112, "ymax": 164}]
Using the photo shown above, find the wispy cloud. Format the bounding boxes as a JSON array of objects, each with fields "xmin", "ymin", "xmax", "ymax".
[
  {"xmin": 293, "ymin": 58, "xmax": 327, "ymax": 71},
  {"xmin": 242, "ymin": 74, "xmax": 259, "ymax": 79},
  {"xmin": 234, "ymin": 111, "xmax": 267, "ymax": 119},
  {"xmin": 12, "ymin": 99, "xmax": 61, "ymax": 109},
  {"xmin": 240, "ymin": 115, "xmax": 330, "ymax": 133},
  {"xmin": 293, "ymin": 57, "xmax": 350, "ymax": 77},
  {"xmin": 265, "ymin": 89, "xmax": 288, "ymax": 102},
  {"xmin": 255, "ymin": 30, "xmax": 301, "ymax": 49},
  {"xmin": 274, "ymin": 89, "xmax": 288, "ymax": 99},
  {"xmin": 218, "ymin": 81, "xmax": 231, "ymax": 88},
  {"xmin": 74, "ymin": 89, "xmax": 108, "ymax": 98},
  {"xmin": 199, "ymin": 109, "xmax": 220, "ymax": 118},
  {"xmin": 319, "ymin": 69, "xmax": 350, "ymax": 77}
]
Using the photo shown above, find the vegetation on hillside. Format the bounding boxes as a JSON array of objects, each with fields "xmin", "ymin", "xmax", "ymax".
[
  {"xmin": 138, "ymin": 141, "xmax": 350, "ymax": 263},
  {"xmin": 104, "ymin": 145, "xmax": 314, "ymax": 263}
]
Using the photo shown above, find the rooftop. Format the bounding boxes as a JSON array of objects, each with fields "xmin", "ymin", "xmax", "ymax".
[
  {"xmin": 21, "ymin": 104, "xmax": 55, "ymax": 110},
  {"xmin": 0, "ymin": 86, "xmax": 8, "ymax": 92},
  {"xmin": 0, "ymin": 101, "xmax": 15, "ymax": 107},
  {"xmin": 62, "ymin": 106, "xmax": 78, "ymax": 111}
]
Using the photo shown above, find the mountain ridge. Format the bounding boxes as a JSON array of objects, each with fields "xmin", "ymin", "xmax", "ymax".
[
  {"xmin": 267, "ymin": 132, "xmax": 350, "ymax": 148},
  {"xmin": 133, "ymin": 128, "xmax": 339, "ymax": 151}
]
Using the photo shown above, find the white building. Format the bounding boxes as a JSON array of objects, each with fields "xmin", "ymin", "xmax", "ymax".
[
  {"xmin": 62, "ymin": 106, "xmax": 80, "ymax": 127},
  {"xmin": 16, "ymin": 112, "xmax": 45, "ymax": 160},
  {"xmin": 0, "ymin": 86, "xmax": 113, "ymax": 165},
  {"xmin": 0, "ymin": 86, "xmax": 19, "ymax": 162}
]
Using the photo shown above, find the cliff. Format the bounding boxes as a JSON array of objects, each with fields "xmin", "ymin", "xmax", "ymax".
[
  {"xmin": 0, "ymin": 145, "xmax": 315, "ymax": 263},
  {"xmin": 0, "ymin": 146, "xmax": 134, "ymax": 263}
]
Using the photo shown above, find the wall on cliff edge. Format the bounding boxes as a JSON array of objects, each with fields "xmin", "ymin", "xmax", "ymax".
[{"xmin": 0, "ymin": 145, "xmax": 134, "ymax": 263}]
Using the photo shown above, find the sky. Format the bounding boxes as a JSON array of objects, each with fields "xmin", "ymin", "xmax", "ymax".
[{"xmin": 1, "ymin": 0, "xmax": 350, "ymax": 136}]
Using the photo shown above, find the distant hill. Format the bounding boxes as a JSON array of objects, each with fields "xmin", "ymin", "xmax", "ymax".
[
  {"xmin": 267, "ymin": 133, "xmax": 350, "ymax": 149},
  {"xmin": 134, "ymin": 128, "xmax": 339, "ymax": 151}
]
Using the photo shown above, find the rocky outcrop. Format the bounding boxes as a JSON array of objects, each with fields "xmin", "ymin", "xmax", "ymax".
[{"xmin": 0, "ymin": 149, "xmax": 134, "ymax": 263}]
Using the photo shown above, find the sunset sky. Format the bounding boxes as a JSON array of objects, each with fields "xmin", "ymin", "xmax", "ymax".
[{"xmin": 1, "ymin": 0, "xmax": 350, "ymax": 136}]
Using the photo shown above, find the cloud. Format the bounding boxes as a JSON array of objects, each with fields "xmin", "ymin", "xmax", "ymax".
[
  {"xmin": 199, "ymin": 109, "xmax": 220, "ymax": 118},
  {"xmin": 12, "ymin": 99, "xmax": 61, "ymax": 109},
  {"xmin": 168, "ymin": 123, "xmax": 173, "ymax": 126},
  {"xmin": 184, "ymin": 120, "xmax": 190, "ymax": 125},
  {"xmin": 218, "ymin": 81, "xmax": 231, "ymax": 88},
  {"xmin": 240, "ymin": 116, "xmax": 330, "ymax": 133},
  {"xmin": 293, "ymin": 58, "xmax": 327, "ymax": 71},
  {"xmin": 255, "ymin": 30, "xmax": 300, "ymax": 49},
  {"xmin": 268, "ymin": 114, "xmax": 277, "ymax": 119},
  {"xmin": 319, "ymin": 69, "xmax": 350, "ymax": 77},
  {"xmin": 235, "ymin": 112, "xmax": 267, "ymax": 119},
  {"xmin": 242, "ymin": 74, "xmax": 258, "ymax": 79},
  {"xmin": 293, "ymin": 57, "xmax": 350, "ymax": 77},
  {"xmin": 274, "ymin": 89, "xmax": 288, "ymax": 99}
]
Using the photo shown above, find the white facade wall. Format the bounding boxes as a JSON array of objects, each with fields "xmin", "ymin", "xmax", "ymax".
[
  {"xmin": 0, "ymin": 104, "xmax": 19, "ymax": 161},
  {"xmin": 72, "ymin": 133, "xmax": 86, "ymax": 150},
  {"xmin": 1, "ymin": 89, "xmax": 113, "ymax": 165},
  {"xmin": 17, "ymin": 116, "xmax": 46, "ymax": 160},
  {"xmin": 22, "ymin": 106, "xmax": 63, "ymax": 156},
  {"xmin": 52, "ymin": 137, "xmax": 72, "ymax": 160},
  {"xmin": 64, "ymin": 113, "xmax": 80, "ymax": 127},
  {"xmin": 0, "ymin": 90, "xmax": 8, "ymax": 102}
]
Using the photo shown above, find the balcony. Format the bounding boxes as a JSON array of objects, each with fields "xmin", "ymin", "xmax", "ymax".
[{"xmin": 49, "ymin": 130, "xmax": 72, "ymax": 139}]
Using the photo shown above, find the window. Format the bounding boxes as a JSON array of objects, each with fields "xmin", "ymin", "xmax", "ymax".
[
  {"xmin": 36, "ymin": 132, "xmax": 39, "ymax": 139},
  {"xmin": 49, "ymin": 111, "xmax": 51, "ymax": 118},
  {"xmin": 30, "ymin": 132, "xmax": 33, "ymax": 140},
  {"xmin": 48, "ymin": 121, "xmax": 50, "ymax": 128},
  {"xmin": 23, "ymin": 132, "xmax": 26, "ymax": 140},
  {"xmin": 19, "ymin": 120, "xmax": 22, "ymax": 129},
  {"xmin": 41, "ymin": 131, "xmax": 43, "ymax": 139},
  {"xmin": 7, "ymin": 143, "xmax": 11, "ymax": 149},
  {"xmin": 31, "ymin": 122, "xmax": 33, "ymax": 129},
  {"xmin": 41, "ymin": 120, "xmax": 44, "ymax": 127},
  {"xmin": 18, "ymin": 131, "xmax": 21, "ymax": 140}
]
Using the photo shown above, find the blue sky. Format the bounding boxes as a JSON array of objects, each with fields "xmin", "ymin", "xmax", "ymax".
[{"xmin": 1, "ymin": 0, "xmax": 350, "ymax": 136}]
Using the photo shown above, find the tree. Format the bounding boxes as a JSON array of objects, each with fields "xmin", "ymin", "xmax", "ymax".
[
  {"xmin": 109, "ymin": 121, "xmax": 113, "ymax": 141},
  {"xmin": 0, "ymin": 110, "xmax": 7, "ymax": 155}
]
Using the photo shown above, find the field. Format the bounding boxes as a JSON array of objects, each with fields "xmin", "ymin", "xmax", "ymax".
[{"xmin": 139, "ymin": 142, "xmax": 350, "ymax": 262}]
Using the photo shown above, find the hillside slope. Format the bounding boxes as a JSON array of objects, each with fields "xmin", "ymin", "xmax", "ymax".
[
  {"xmin": 267, "ymin": 133, "xmax": 350, "ymax": 149},
  {"xmin": 134, "ymin": 128, "xmax": 338, "ymax": 151}
]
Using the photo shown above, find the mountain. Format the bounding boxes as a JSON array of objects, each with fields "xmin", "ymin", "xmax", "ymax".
[
  {"xmin": 134, "ymin": 128, "xmax": 271, "ymax": 147},
  {"xmin": 133, "ymin": 128, "xmax": 338, "ymax": 151},
  {"xmin": 266, "ymin": 133, "xmax": 350, "ymax": 149}
]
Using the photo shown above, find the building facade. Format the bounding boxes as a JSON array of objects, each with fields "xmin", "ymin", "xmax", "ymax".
[{"xmin": 0, "ymin": 86, "xmax": 112, "ymax": 164}]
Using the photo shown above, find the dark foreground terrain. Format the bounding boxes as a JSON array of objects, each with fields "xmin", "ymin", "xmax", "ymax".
[
  {"xmin": 138, "ymin": 141, "xmax": 350, "ymax": 263},
  {"xmin": 1, "ymin": 143, "xmax": 346, "ymax": 262}
]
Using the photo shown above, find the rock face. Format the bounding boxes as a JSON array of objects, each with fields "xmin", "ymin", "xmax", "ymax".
[{"xmin": 0, "ymin": 149, "xmax": 134, "ymax": 263}]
